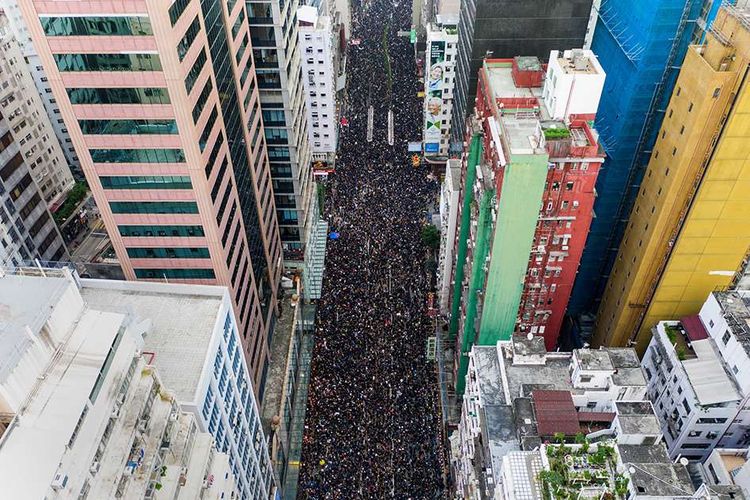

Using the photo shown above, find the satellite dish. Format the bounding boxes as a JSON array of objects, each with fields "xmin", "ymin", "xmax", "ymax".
[
  {"xmin": 628, "ymin": 467, "xmax": 636, "ymax": 474},
  {"xmin": 527, "ymin": 332, "xmax": 534, "ymax": 341},
  {"xmin": 679, "ymin": 457, "xmax": 689, "ymax": 466}
]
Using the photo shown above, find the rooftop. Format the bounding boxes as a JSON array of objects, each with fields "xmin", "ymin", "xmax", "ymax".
[
  {"xmin": 716, "ymin": 291, "xmax": 750, "ymax": 358},
  {"xmin": 557, "ymin": 51, "xmax": 600, "ymax": 75},
  {"xmin": 575, "ymin": 349, "xmax": 615, "ymax": 372},
  {"xmin": 614, "ymin": 401, "xmax": 662, "ymax": 436},
  {"xmin": 80, "ymin": 279, "xmax": 225, "ymax": 403},
  {"xmin": 0, "ymin": 306, "xmax": 130, "ymax": 499},
  {"xmin": 682, "ymin": 339, "xmax": 741, "ymax": 406},
  {"xmin": 0, "ymin": 272, "xmax": 71, "ymax": 380},
  {"xmin": 504, "ymin": 451, "xmax": 544, "ymax": 500},
  {"xmin": 532, "ymin": 390, "xmax": 580, "ymax": 436},
  {"xmin": 473, "ymin": 346, "xmax": 504, "ymax": 405},
  {"xmin": 617, "ymin": 444, "xmax": 695, "ymax": 497}
]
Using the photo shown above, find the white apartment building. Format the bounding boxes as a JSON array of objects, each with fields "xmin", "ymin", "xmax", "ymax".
[
  {"xmin": 249, "ymin": 0, "xmax": 314, "ymax": 259},
  {"xmin": 437, "ymin": 158, "xmax": 460, "ymax": 313},
  {"xmin": 423, "ymin": 15, "xmax": 458, "ymax": 157},
  {"xmin": 1, "ymin": 111, "xmax": 68, "ymax": 265},
  {"xmin": 0, "ymin": 11, "xmax": 74, "ymax": 207},
  {"xmin": 642, "ymin": 289, "xmax": 750, "ymax": 462},
  {"xmin": 298, "ymin": 6, "xmax": 338, "ymax": 168},
  {"xmin": 0, "ymin": 0, "xmax": 80, "ymax": 175},
  {"xmin": 0, "ymin": 267, "xmax": 276, "ymax": 500}
]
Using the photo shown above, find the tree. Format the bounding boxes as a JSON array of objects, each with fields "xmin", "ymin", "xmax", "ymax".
[{"xmin": 421, "ymin": 225, "xmax": 440, "ymax": 250}]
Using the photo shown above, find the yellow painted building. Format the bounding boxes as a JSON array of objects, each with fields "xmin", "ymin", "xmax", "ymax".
[{"xmin": 593, "ymin": 6, "xmax": 750, "ymax": 351}]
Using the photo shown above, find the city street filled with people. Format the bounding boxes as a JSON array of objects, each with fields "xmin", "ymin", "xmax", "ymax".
[{"xmin": 297, "ymin": 0, "xmax": 446, "ymax": 497}]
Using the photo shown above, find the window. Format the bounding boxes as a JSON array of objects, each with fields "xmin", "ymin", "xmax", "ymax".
[
  {"xmin": 134, "ymin": 268, "xmax": 216, "ymax": 279},
  {"xmin": 109, "ymin": 201, "xmax": 198, "ymax": 214},
  {"xmin": 682, "ymin": 398, "xmax": 691, "ymax": 414},
  {"xmin": 566, "ymin": 182, "xmax": 574, "ymax": 191},
  {"xmin": 681, "ymin": 443, "xmax": 711, "ymax": 449},
  {"xmin": 177, "ymin": 16, "xmax": 201, "ymax": 61},
  {"xmin": 169, "ymin": 0, "xmax": 192, "ymax": 25},
  {"xmin": 126, "ymin": 247, "xmax": 210, "ymax": 258},
  {"xmin": 192, "ymin": 78, "xmax": 214, "ymax": 123},
  {"xmin": 723, "ymin": 330, "xmax": 731, "ymax": 345},
  {"xmin": 697, "ymin": 417, "xmax": 727, "ymax": 424},
  {"xmin": 99, "ymin": 175, "xmax": 192, "ymax": 189},
  {"xmin": 67, "ymin": 87, "xmax": 170, "ymax": 105},
  {"xmin": 41, "ymin": 16, "xmax": 153, "ymax": 36},
  {"xmin": 79, "ymin": 119, "xmax": 177, "ymax": 135},
  {"xmin": 185, "ymin": 49, "xmax": 207, "ymax": 94},
  {"xmin": 54, "ymin": 53, "xmax": 162, "ymax": 72},
  {"xmin": 90, "ymin": 148, "xmax": 185, "ymax": 163},
  {"xmin": 118, "ymin": 225, "xmax": 205, "ymax": 237}
]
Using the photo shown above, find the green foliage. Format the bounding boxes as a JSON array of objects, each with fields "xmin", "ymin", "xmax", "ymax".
[
  {"xmin": 316, "ymin": 182, "xmax": 326, "ymax": 214},
  {"xmin": 574, "ymin": 432, "xmax": 586, "ymax": 444},
  {"xmin": 554, "ymin": 432, "xmax": 566, "ymax": 444},
  {"xmin": 677, "ymin": 346, "xmax": 686, "ymax": 361},
  {"xmin": 615, "ymin": 474, "xmax": 629, "ymax": 497},
  {"xmin": 54, "ymin": 181, "xmax": 88, "ymax": 224},
  {"xmin": 543, "ymin": 127, "xmax": 571, "ymax": 140},
  {"xmin": 665, "ymin": 325, "xmax": 678, "ymax": 344},
  {"xmin": 420, "ymin": 225, "xmax": 440, "ymax": 250}
]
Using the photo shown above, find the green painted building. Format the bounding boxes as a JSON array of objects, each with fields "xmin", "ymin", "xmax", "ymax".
[{"xmin": 450, "ymin": 117, "xmax": 548, "ymax": 395}]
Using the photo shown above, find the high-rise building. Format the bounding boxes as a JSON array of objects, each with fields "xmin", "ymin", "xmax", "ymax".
[
  {"xmin": 448, "ymin": 51, "xmax": 605, "ymax": 394},
  {"xmin": 0, "ymin": 0, "xmax": 81, "ymax": 176},
  {"xmin": 449, "ymin": 0, "xmax": 593, "ymax": 153},
  {"xmin": 568, "ymin": 0, "xmax": 731, "ymax": 327},
  {"xmin": 0, "ymin": 267, "xmax": 276, "ymax": 499},
  {"xmin": 423, "ymin": 14, "xmax": 458, "ymax": 158},
  {"xmin": 593, "ymin": 5, "xmax": 750, "ymax": 350},
  {"xmin": 248, "ymin": 0, "xmax": 315, "ymax": 262},
  {"xmin": 19, "ymin": 0, "xmax": 282, "ymax": 394},
  {"xmin": 0, "ymin": 12, "xmax": 75, "ymax": 207},
  {"xmin": 1, "ymin": 108, "xmax": 68, "ymax": 266},
  {"xmin": 298, "ymin": 6, "xmax": 338, "ymax": 170}
]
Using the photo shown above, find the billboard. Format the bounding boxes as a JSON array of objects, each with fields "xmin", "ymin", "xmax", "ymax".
[
  {"xmin": 424, "ymin": 40, "xmax": 446, "ymax": 156},
  {"xmin": 408, "ymin": 141, "xmax": 422, "ymax": 152}
]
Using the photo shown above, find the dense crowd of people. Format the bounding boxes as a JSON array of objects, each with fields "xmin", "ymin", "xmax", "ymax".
[{"xmin": 297, "ymin": 0, "xmax": 445, "ymax": 497}]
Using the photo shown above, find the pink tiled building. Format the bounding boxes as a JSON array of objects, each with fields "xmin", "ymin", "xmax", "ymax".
[{"xmin": 20, "ymin": 0, "xmax": 282, "ymax": 396}]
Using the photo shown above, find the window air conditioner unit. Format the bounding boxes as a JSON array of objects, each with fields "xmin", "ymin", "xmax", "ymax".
[
  {"xmin": 51, "ymin": 473, "xmax": 68, "ymax": 491},
  {"xmin": 90, "ymin": 462, "xmax": 100, "ymax": 474}
]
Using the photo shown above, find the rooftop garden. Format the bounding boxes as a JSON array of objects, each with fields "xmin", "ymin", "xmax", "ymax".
[
  {"xmin": 663, "ymin": 323, "xmax": 696, "ymax": 361},
  {"xmin": 539, "ymin": 437, "xmax": 629, "ymax": 500},
  {"xmin": 543, "ymin": 126, "xmax": 570, "ymax": 140}
]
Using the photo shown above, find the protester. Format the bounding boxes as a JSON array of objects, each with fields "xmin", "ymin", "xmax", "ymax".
[{"xmin": 297, "ymin": 0, "xmax": 445, "ymax": 497}]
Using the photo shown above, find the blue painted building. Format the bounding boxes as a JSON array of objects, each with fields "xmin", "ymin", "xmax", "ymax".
[{"xmin": 566, "ymin": 0, "xmax": 731, "ymax": 340}]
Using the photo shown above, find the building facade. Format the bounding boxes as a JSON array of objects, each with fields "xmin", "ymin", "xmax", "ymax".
[
  {"xmin": 450, "ymin": 0, "xmax": 593, "ymax": 154},
  {"xmin": 643, "ymin": 289, "xmax": 750, "ymax": 462},
  {"xmin": 19, "ymin": 0, "xmax": 282, "ymax": 393},
  {"xmin": 298, "ymin": 6, "xmax": 338, "ymax": 169},
  {"xmin": 449, "ymin": 52, "xmax": 605, "ymax": 394},
  {"xmin": 0, "ymin": 267, "xmax": 276, "ymax": 500},
  {"xmin": 0, "ymin": 12, "xmax": 74, "ymax": 208},
  {"xmin": 568, "ymin": 0, "xmax": 733, "ymax": 328},
  {"xmin": 248, "ymin": 0, "xmax": 315, "ymax": 260},
  {"xmin": 423, "ymin": 15, "xmax": 458, "ymax": 158},
  {"xmin": 593, "ymin": 5, "xmax": 750, "ymax": 350},
  {"xmin": 0, "ymin": 0, "xmax": 81, "ymax": 176},
  {"xmin": 0, "ymin": 108, "xmax": 68, "ymax": 266},
  {"xmin": 437, "ymin": 158, "xmax": 460, "ymax": 314}
]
